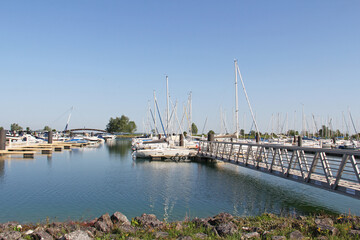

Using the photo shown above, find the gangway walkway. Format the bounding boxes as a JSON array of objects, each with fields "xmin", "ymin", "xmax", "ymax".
[{"xmin": 198, "ymin": 140, "xmax": 360, "ymax": 199}]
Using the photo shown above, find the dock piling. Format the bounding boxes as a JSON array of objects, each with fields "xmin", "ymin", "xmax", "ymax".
[
  {"xmin": 48, "ymin": 131, "xmax": 53, "ymax": 144},
  {"xmin": 179, "ymin": 134, "xmax": 184, "ymax": 147},
  {"xmin": 0, "ymin": 129, "xmax": 6, "ymax": 150},
  {"xmin": 298, "ymin": 136, "xmax": 302, "ymax": 147}
]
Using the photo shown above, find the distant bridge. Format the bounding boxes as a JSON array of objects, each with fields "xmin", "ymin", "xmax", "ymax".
[
  {"xmin": 198, "ymin": 140, "xmax": 360, "ymax": 199},
  {"xmin": 67, "ymin": 128, "xmax": 108, "ymax": 133}
]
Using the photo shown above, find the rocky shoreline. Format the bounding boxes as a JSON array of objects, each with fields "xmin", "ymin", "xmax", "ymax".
[{"xmin": 1, "ymin": 212, "xmax": 360, "ymax": 240}]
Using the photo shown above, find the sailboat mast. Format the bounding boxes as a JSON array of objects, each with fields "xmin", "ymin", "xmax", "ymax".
[
  {"xmin": 64, "ymin": 106, "xmax": 73, "ymax": 132},
  {"xmin": 236, "ymin": 63, "xmax": 260, "ymax": 138},
  {"xmin": 166, "ymin": 76, "xmax": 169, "ymax": 136},
  {"xmin": 153, "ymin": 90, "xmax": 157, "ymax": 135},
  {"xmin": 234, "ymin": 60, "xmax": 239, "ymax": 139}
]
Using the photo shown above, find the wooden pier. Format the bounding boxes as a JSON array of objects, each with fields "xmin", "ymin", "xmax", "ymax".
[
  {"xmin": 198, "ymin": 140, "xmax": 360, "ymax": 199},
  {"xmin": 0, "ymin": 142, "xmax": 90, "ymax": 159}
]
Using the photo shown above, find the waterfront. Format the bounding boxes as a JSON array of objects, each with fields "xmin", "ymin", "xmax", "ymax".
[{"xmin": 0, "ymin": 138, "xmax": 359, "ymax": 223}]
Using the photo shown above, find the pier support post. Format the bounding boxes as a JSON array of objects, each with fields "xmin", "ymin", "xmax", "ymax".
[
  {"xmin": 0, "ymin": 129, "xmax": 6, "ymax": 150},
  {"xmin": 48, "ymin": 131, "xmax": 53, "ymax": 144},
  {"xmin": 208, "ymin": 133, "xmax": 214, "ymax": 142},
  {"xmin": 179, "ymin": 134, "xmax": 184, "ymax": 147},
  {"xmin": 298, "ymin": 136, "xmax": 302, "ymax": 147}
]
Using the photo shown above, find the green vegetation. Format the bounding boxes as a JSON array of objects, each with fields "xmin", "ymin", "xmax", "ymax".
[
  {"xmin": 106, "ymin": 115, "xmax": 137, "ymax": 133},
  {"xmin": 44, "ymin": 126, "xmax": 52, "ymax": 132},
  {"xmin": 10, "ymin": 123, "xmax": 22, "ymax": 132},
  {"xmin": 191, "ymin": 123, "xmax": 198, "ymax": 135},
  {"xmin": 0, "ymin": 126, "xmax": 3, "ymax": 131}
]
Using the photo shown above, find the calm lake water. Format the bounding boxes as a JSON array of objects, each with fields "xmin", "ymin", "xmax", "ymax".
[{"xmin": 0, "ymin": 138, "xmax": 359, "ymax": 223}]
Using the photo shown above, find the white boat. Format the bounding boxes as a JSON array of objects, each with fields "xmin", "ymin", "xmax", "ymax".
[{"xmin": 134, "ymin": 146, "xmax": 197, "ymax": 160}]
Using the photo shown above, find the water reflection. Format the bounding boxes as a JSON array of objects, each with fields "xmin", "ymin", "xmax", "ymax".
[
  {"xmin": 106, "ymin": 138, "xmax": 132, "ymax": 157},
  {"xmin": 0, "ymin": 160, "xmax": 4, "ymax": 181}
]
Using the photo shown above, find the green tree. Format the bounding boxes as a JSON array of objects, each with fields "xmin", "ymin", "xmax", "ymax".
[
  {"xmin": 207, "ymin": 130, "xmax": 215, "ymax": 136},
  {"xmin": 10, "ymin": 123, "xmax": 22, "ymax": 132},
  {"xmin": 106, "ymin": 115, "xmax": 137, "ymax": 133},
  {"xmin": 191, "ymin": 123, "xmax": 198, "ymax": 135},
  {"xmin": 44, "ymin": 126, "xmax": 52, "ymax": 132},
  {"xmin": 26, "ymin": 127, "xmax": 31, "ymax": 134}
]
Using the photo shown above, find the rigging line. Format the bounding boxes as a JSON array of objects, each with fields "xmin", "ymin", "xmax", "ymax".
[
  {"xmin": 170, "ymin": 99, "xmax": 184, "ymax": 135},
  {"xmin": 50, "ymin": 106, "xmax": 74, "ymax": 124},
  {"xmin": 149, "ymin": 109, "xmax": 160, "ymax": 135},
  {"xmin": 155, "ymin": 97, "xmax": 167, "ymax": 138}
]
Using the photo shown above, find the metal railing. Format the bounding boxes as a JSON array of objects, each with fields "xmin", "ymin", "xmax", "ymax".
[{"xmin": 198, "ymin": 140, "xmax": 360, "ymax": 199}]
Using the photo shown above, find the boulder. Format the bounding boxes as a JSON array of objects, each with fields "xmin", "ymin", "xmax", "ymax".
[
  {"xmin": 208, "ymin": 212, "xmax": 234, "ymax": 226},
  {"xmin": 349, "ymin": 230, "xmax": 360, "ymax": 236},
  {"xmin": 289, "ymin": 230, "xmax": 304, "ymax": 240},
  {"xmin": 31, "ymin": 230, "xmax": 53, "ymax": 240},
  {"xmin": 242, "ymin": 232, "xmax": 260, "ymax": 239},
  {"xmin": 63, "ymin": 230, "xmax": 93, "ymax": 240},
  {"xmin": 154, "ymin": 231, "xmax": 169, "ymax": 239},
  {"xmin": 315, "ymin": 218, "xmax": 333, "ymax": 227},
  {"xmin": 94, "ymin": 221, "xmax": 109, "ymax": 233},
  {"xmin": 111, "ymin": 212, "xmax": 130, "ymax": 226},
  {"xmin": 94, "ymin": 213, "xmax": 113, "ymax": 233},
  {"xmin": 117, "ymin": 225, "xmax": 137, "ymax": 234},
  {"xmin": 0, "ymin": 231, "xmax": 22, "ymax": 240},
  {"xmin": 176, "ymin": 237, "xmax": 192, "ymax": 240},
  {"xmin": 317, "ymin": 224, "xmax": 339, "ymax": 236},
  {"xmin": 272, "ymin": 236, "xmax": 286, "ymax": 240},
  {"xmin": 134, "ymin": 214, "xmax": 163, "ymax": 228},
  {"xmin": 215, "ymin": 222, "xmax": 238, "ymax": 236},
  {"xmin": 194, "ymin": 233, "xmax": 207, "ymax": 239}
]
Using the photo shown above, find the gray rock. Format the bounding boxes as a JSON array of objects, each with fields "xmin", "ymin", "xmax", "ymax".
[
  {"xmin": 154, "ymin": 231, "xmax": 169, "ymax": 239},
  {"xmin": 272, "ymin": 236, "xmax": 286, "ymax": 240},
  {"xmin": 317, "ymin": 224, "xmax": 339, "ymax": 236},
  {"xmin": 46, "ymin": 227, "xmax": 62, "ymax": 238},
  {"xmin": 94, "ymin": 221, "xmax": 110, "ymax": 233},
  {"xmin": 289, "ymin": 230, "xmax": 304, "ymax": 240},
  {"xmin": 31, "ymin": 230, "xmax": 53, "ymax": 240},
  {"xmin": 117, "ymin": 225, "xmax": 137, "ymax": 234},
  {"xmin": 134, "ymin": 214, "xmax": 163, "ymax": 228},
  {"xmin": 63, "ymin": 230, "xmax": 93, "ymax": 240},
  {"xmin": 215, "ymin": 222, "xmax": 238, "ymax": 236},
  {"xmin": 192, "ymin": 218, "xmax": 213, "ymax": 230},
  {"xmin": 315, "ymin": 218, "xmax": 333, "ymax": 227},
  {"xmin": 194, "ymin": 233, "xmax": 207, "ymax": 239},
  {"xmin": 242, "ymin": 232, "xmax": 260, "ymax": 239},
  {"xmin": 111, "ymin": 212, "xmax": 130, "ymax": 226},
  {"xmin": 208, "ymin": 212, "xmax": 234, "ymax": 226},
  {"xmin": 97, "ymin": 213, "xmax": 114, "ymax": 230},
  {"xmin": 0, "ymin": 231, "xmax": 22, "ymax": 240},
  {"xmin": 350, "ymin": 230, "xmax": 360, "ymax": 236}
]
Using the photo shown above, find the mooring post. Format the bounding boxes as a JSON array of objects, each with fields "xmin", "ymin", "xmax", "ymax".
[
  {"xmin": 298, "ymin": 136, "xmax": 302, "ymax": 147},
  {"xmin": 293, "ymin": 135, "xmax": 296, "ymax": 145},
  {"xmin": 0, "ymin": 129, "xmax": 6, "ymax": 150},
  {"xmin": 256, "ymin": 133, "xmax": 260, "ymax": 143},
  {"xmin": 208, "ymin": 133, "xmax": 214, "ymax": 142},
  {"xmin": 48, "ymin": 131, "xmax": 53, "ymax": 144},
  {"xmin": 179, "ymin": 134, "xmax": 184, "ymax": 147}
]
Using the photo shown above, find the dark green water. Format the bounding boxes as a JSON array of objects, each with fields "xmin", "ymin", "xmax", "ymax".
[{"xmin": 0, "ymin": 138, "xmax": 359, "ymax": 223}]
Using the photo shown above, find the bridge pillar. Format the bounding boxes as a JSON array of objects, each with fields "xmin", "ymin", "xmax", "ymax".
[
  {"xmin": 179, "ymin": 134, "xmax": 184, "ymax": 146},
  {"xmin": 298, "ymin": 136, "xmax": 302, "ymax": 147},
  {"xmin": 48, "ymin": 131, "xmax": 53, "ymax": 144},
  {"xmin": 0, "ymin": 129, "xmax": 6, "ymax": 150}
]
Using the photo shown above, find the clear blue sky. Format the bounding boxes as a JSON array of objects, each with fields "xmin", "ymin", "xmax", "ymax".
[{"xmin": 1, "ymin": 1, "xmax": 359, "ymax": 134}]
